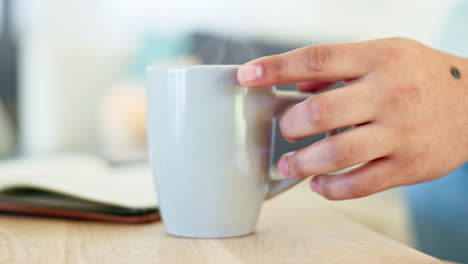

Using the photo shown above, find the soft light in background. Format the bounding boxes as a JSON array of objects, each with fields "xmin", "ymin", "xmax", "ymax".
[
  {"xmin": 0, "ymin": 0, "xmax": 463, "ymax": 256},
  {"xmin": 10, "ymin": 0, "xmax": 458, "ymax": 157}
]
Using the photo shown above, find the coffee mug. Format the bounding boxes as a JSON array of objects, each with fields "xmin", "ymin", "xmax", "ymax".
[{"xmin": 146, "ymin": 65, "xmax": 318, "ymax": 238}]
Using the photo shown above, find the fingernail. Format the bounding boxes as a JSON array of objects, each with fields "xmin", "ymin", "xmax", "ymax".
[
  {"xmin": 311, "ymin": 177, "xmax": 321, "ymax": 193},
  {"xmin": 278, "ymin": 157, "xmax": 291, "ymax": 178},
  {"xmin": 238, "ymin": 64, "xmax": 263, "ymax": 83}
]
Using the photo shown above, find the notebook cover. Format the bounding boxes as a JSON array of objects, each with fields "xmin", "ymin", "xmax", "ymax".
[
  {"xmin": 0, "ymin": 188, "xmax": 160, "ymax": 224},
  {"xmin": 0, "ymin": 201, "xmax": 160, "ymax": 223}
]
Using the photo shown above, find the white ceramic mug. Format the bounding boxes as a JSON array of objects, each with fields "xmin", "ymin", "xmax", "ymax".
[{"xmin": 146, "ymin": 65, "xmax": 314, "ymax": 238}]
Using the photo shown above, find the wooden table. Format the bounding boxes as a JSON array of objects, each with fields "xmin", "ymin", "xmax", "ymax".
[{"xmin": 0, "ymin": 182, "xmax": 449, "ymax": 263}]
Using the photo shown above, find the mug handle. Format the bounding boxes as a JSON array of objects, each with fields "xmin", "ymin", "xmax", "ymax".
[{"xmin": 264, "ymin": 89, "xmax": 339, "ymax": 199}]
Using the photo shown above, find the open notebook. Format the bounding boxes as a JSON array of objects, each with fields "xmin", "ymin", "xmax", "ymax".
[{"xmin": 0, "ymin": 154, "xmax": 159, "ymax": 223}]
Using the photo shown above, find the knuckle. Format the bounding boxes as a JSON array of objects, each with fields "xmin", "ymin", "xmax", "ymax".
[
  {"xmin": 278, "ymin": 115, "xmax": 294, "ymax": 141},
  {"xmin": 386, "ymin": 82, "xmax": 423, "ymax": 106},
  {"xmin": 269, "ymin": 55, "xmax": 287, "ymax": 83},
  {"xmin": 306, "ymin": 45, "xmax": 331, "ymax": 74},
  {"xmin": 307, "ymin": 96, "xmax": 329, "ymax": 131},
  {"xmin": 377, "ymin": 37, "xmax": 421, "ymax": 64},
  {"xmin": 280, "ymin": 94, "xmax": 335, "ymax": 140},
  {"xmin": 347, "ymin": 179, "xmax": 371, "ymax": 198},
  {"xmin": 287, "ymin": 152, "xmax": 306, "ymax": 178},
  {"xmin": 381, "ymin": 44, "xmax": 404, "ymax": 63},
  {"xmin": 328, "ymin": 137, "xmax": 355, "ymax": 169}
]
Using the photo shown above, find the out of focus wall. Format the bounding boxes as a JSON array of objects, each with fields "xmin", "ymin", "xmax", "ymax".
[
  {"xmin": 14, "ymin": 0, "xmax": 459, "ymax": 155},
  {"xmin": 92, "ymin": 0, "xmax": 457, "ymax": 45}
]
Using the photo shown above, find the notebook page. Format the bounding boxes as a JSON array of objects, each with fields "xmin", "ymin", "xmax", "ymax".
[{"xmin": 0, "ymin": 154, "xmax": 157, "ymax": 208}]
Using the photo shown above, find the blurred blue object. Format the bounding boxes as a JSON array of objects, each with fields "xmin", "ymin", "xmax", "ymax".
[
  {"xmin": 436, "ymin": 0, "xmax": 468, "ymax": 57},
  {"xmin": 403, "ymin": 2, "xmax": 468, "ymax": 263},
  {"xmin": 130, "ymin": 32, "xmax": 190, "ymax": 78},
  {"xmin": 404, "ymin": 164, "xmax": 468, "ymax": 262}
]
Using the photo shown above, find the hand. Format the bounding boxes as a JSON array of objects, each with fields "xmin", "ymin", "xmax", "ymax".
[{"xmin": 237, "ymin": 37, "xmax": 468, "ymax": 200}]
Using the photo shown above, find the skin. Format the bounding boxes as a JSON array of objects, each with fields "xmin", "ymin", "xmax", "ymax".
[{"xmin": 237, "ymin": 37, "xmax": 468, "ymax": 200}]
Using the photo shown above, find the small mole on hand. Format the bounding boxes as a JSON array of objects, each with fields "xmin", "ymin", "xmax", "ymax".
[{"xmin": 450, "ymin": 66, "xmax": 461, "ymax": 79}]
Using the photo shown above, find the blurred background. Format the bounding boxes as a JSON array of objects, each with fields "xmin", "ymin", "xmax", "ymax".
[
  {"xmin": 2, "ymin": 0, "xmax": 457, "ymax": 160},
  {"xmin": 0, "ymin": 0, "xmax": 465, "ymax": 261}
]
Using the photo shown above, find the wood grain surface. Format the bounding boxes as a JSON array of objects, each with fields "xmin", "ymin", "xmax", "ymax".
[{"xmin": 0, "ymin": 182, "xmax": 447, "ymax": 264}]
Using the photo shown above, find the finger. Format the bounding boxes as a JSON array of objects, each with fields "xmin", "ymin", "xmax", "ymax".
[
  {"xmin": 277, "ymin": 124, "xmax": 394, "ymax": 179},
  {"xmin": 296, "ymin": 81, "xmax": 335, "ymax": 92},
  {"xmin": 237, "ymin": 40, "xmax": 377, "ymax": 87},
  {"xmin": 279, "ymin": 82, "xmax": 376, "ymax": 142},
  {"xmin": 310, "ymin": 158, "xmax": 397, "ymax": 200}
]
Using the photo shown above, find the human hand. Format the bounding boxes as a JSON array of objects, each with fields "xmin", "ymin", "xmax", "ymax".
[{"xmin": 238, "ymin": 37, "xmax": 468, "ymax": 200}]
